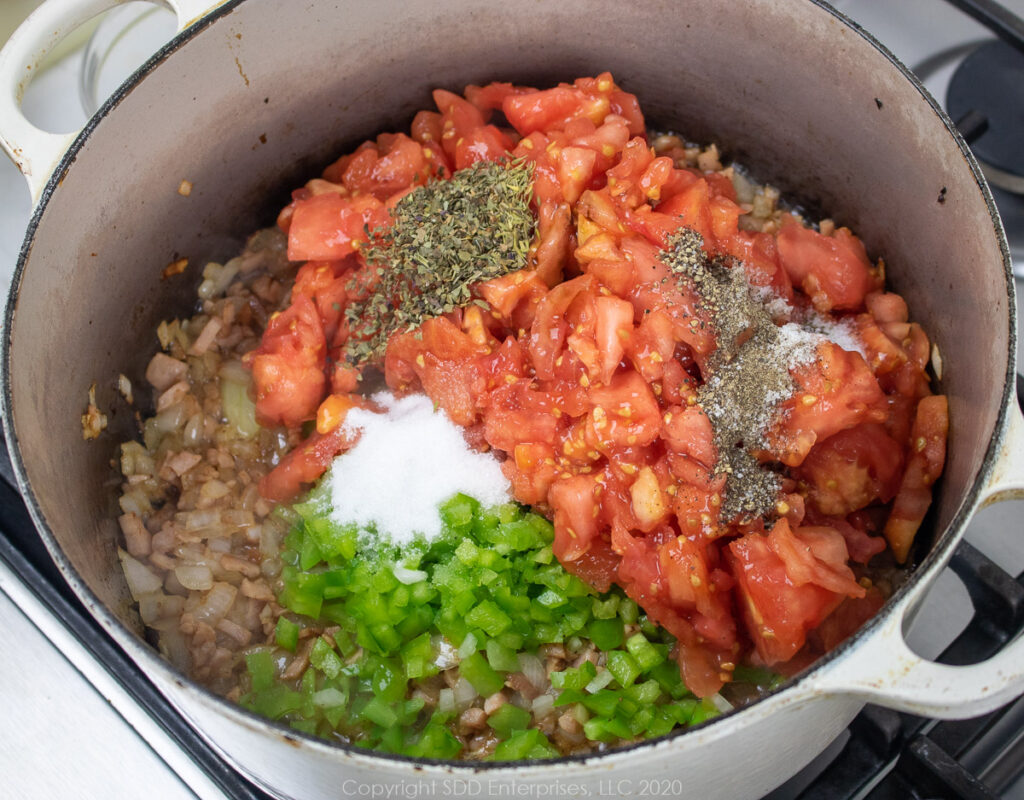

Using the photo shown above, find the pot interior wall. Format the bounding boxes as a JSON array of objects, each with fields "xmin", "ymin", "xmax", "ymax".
[{"xmin": 7, "ymin": 0, "xmax": 1010, "ymax": 636}]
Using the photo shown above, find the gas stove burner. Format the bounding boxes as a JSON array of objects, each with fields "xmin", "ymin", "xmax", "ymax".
[{"xmin": 947, "ymin": 39, "xmax": 1024, "ymax": 194}]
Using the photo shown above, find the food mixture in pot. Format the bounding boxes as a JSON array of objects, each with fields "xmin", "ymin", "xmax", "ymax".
[{"xmin": 113, "ymin": 73, "xmax": 948, "ymax": 760}]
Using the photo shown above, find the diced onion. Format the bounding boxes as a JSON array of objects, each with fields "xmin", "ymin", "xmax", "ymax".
[
  {"xmin": 137, "ymin": 592, "xmax": 185, "ymax": 625},
  {"xmin": 531, "ymin": 694, "xmax": 555, "ymax": 717},
  {"xmin": 931, "ymin": 344, "xmax": 943, "ymax": 381},
  {"xmin": 258, "ymin": 523, "xmax": 278, "ymax": 558},
  {"xmin": 585, "ymin": 668, "xmax": 614, "ymax": 694},
  {"xmin": 155, "ymin": 403, "xmax": 186, "ymax": 434},
  {"xmin": 207, "ymin": 536, "xmax": 231, "ymax": 554},
  {"xmin": 147, "ymin": 615, "xmax": 184, "ymax": 633},
  {"xmin": 438, "ymin": 688, "xmax": 456, "ymax": 714},
  {"xmin": 157, "ymin": 628, "xmax": 190, "ymax": 668},
  {"xmin": 120, "ymin": 441, "xmax": 154, "ymax": 477},
  {"xmin": 223, "ymin": 509, "xmax": 256, "ymax": 527},
  {"xmin": 508, "ymin": 692, "xmax": 530, "ymax": 709},
  {"xmin": 177, "ymin": 509, "xmax": 221, "ymax": 531},
  {"xmin": 192, "ymin": 581, "xmax": 237, "ymax": 623},
  {"xmin": 142, "ymin": 417, "xmax": 162, "ymax": 451},
  {"xmin": 187, "ymin": 317, "xmax": 222, "ymax": 356},
  {"xmin": 457, "ymin": 632, "xmax": 477, "ymax": 660},
  {"xmin": 220, "ymin": 375, "xmax": 260, "ymax": 438},
  {"xmin": 118, "ymin": 549, "xmax": 163, "ymax": 599},
  {"xmin": 218, "ymin": 359, "xmax": 250, "ymax": 384},
  {"xmin": 183, "ymin": 413, "xmax": 204, "ymax": 448},
  {"xmin": 176, "ymin": 544, "xmax": 204, "ymax": 563},
  {"xmin": 200, "ymin": 479, "xmax": 231, "ymax": 505},
  {"xmin": 118, "ymin": 488, "xmax": 153, "ymax": 516},
  {"xmin": 198, "ymin": 261, "xmax": 239, "ymax": 300},
  {"xmin": 731, "ymin": 168, "xmax": 756, "ymax": 204},
  {"xmin": 433, "ymin": 637, "xmax": 458, "ymax": 669},
  {"xmin": 175, "ymin": 564, "xmax": 214, "ymax": 591},
  {"xmin": 453, "ymin": 677, "xmax": 478, "ymax": 708},
  {"xmin": 393, "ymin": 564, "xmax": 428, "ymax": 585},
  {"xmin": 313, "ymin": 688, "xmax": 347, "ymax": 708},
  {"xmin": 710, "ymin": 693, "xmax": 733, "ymax": 713},
  {"xmin": 517, "ymin": 652, "xmax": 546, "ymax": 688}
]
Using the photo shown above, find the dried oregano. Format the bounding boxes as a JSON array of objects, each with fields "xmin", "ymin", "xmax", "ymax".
[{"xmin": 344, "ymin": 159, "xmax": 536, "ymax": 365}]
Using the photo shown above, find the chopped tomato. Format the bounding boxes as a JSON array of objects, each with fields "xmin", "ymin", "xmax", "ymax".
[
  {"xmin": 464, "ymin": 81, "xmax": 533, "ymax": 113},
  {"xmin": 293, "ymin": 259, "xmax": 354, "ymax": 345},
  {"xmin": 769, "ymin": 342, "xmax": 888, "ymax": 467},
  {"xmin": 454, "ymin": 125, "xmax": 514, "ymax": 170},
  {"xmin": 561, "ymin": 534, "xmax": 620, "ymax": 592},
  {"xmin": 504, "ymin": 86, "xmax": 597, "ymax": 136},
  {"xmin": 777, "ymin": 219, "xmax": 880, "ymax": 312},
  {"xmin": 550, "ymin": 473, "xmax": 602, "ymax": 561},
  {"xmin": 722, "ymin": 230, "xmax": 793, "ymax": 301},
  {"xmin": 806, "ymin": 511, "xmax": 887, "ymax": 565},
  {"xmin": 766, "ymin": 520, "xmax": 865, "ymax": 598},
  {"xmin": 341, "ymin": 133, "xmax": 429, "ymax": 199},
  {"xmin": 885, "ymin": 395, "xmax": 948, "ymax": 562},
  {"xmin": 286, "ymin": 193, "xmax": 389, "ymax": 262},
  {"xmin": 476, "ymin": 270, "xmax": 548, "ymax": 330},
  {"xmin": 250, "ymin": 294, "xmax": 327, "ymax": 428},
  {"xmin": 728, "ymin": 525, "xmax": 847, "ymax": 665},
  {"xmin": 659, "ymin": 534, "xmax": 715, "ymax": 617},
  {"xmin": 594, "ymin": 295, "xmax": 634, "ymax": 384},
  {"xmin": 532, "ymin": 200, "xmax": 574, "ymax": 286},
  {"xmin": 259, "ymin": 423, "xmax": 359, "ymax": 503},
  {"xmin": 384, "ymin": 316, "xmax": 490, "ymax": 426},
  {"xmin": 586, "ymin": 370, "xmax": 661, "ymax": 450},
  {"xmin": 432, "ymin": 88, "xmax": 488, "ymax": 163},
  {"xmin": 810, "ymin": 586, "xmax": 886, "ymax": 652},
  {"xmin": 796, "ymin": 423, "xmax": 904, "ymax": 516}
]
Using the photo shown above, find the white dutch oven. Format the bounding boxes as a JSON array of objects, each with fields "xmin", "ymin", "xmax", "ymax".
[{"xmin": 2, "ymin": 1, "xmax": 1024, "ymax": 798}]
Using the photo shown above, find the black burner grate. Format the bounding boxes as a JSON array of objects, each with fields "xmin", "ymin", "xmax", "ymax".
[{"xmin": 793, "ymin": 540, "xmax": 1024, "ymax": 800}]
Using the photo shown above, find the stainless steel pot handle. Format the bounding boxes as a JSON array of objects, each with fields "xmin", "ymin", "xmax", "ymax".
[
  {"xmin": 0, "ymin": 0, "xmax": 222, "ymax": 204},
  {"xmin": 804, "ymin": 399, "xmax": 1024, "ymax": 718}
]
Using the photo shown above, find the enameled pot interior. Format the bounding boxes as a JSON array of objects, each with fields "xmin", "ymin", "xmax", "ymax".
[{"xmin": 3, "ymin": 0, "xmax": 1013, "ymax": 752}]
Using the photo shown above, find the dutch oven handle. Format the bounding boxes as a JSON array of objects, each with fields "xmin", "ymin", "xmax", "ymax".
[
  {"xmin": 803, "ymin": 395, "xmax": 1024, "ymax": 718},
  {"xmin": 0, "ymin": 0, "xmax": 223, "ymax": 204}
]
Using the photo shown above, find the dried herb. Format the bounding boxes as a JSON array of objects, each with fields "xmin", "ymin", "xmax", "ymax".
[{"xmin": 344, "ymin": 159, "xmax": 536, "ymax": 365}]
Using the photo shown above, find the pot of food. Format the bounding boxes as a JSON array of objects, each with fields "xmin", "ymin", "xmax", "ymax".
[{"xmin": 3, "ymin": 0, "xmax": 1024, "ymax": 798}]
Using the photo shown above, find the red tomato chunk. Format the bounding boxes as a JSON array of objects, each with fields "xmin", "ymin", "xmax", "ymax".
[{"xmin": 250, "ymin": 73, "xmax": 948, "ymax": 697}]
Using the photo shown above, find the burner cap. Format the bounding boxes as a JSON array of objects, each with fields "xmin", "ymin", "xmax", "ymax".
[{"xmin": 947, "ymin": 40, "xmax": 1024, "ymax": 194}]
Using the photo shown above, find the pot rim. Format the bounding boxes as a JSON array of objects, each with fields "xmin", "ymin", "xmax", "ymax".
[{"xmin": 1, "ymin": 0, "xmax": 1016, "ymax": 775}]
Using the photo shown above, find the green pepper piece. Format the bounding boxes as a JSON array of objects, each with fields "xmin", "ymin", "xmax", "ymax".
[
  {"xmin": 606, "ymin": 650, "xmax": 641, "ymax": 689},
  {"xmin": 245, "ymin": 650, "xmax": 275, "ymax": 692},
  {"xmin": 275, "ymin": 617, "xmax": 300, "ymax": 652},
  {"xmin": 625, "ymin": 632, "xmax": 665, "ymax": 671},
  {"xmin": 459, "ymin": 651, "xmax": 505, "ymax": 696},
  {"xmin": 487, "ymin": 703, "xmax": 531, "ymax": 737}
]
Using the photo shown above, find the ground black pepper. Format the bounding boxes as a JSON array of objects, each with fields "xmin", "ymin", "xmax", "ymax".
[{"xmin": 661, "ymin": 229, "xmax": 807, "ymax": 522}]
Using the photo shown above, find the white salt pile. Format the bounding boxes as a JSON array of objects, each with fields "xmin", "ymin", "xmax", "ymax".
[
  {"xmin": 751, "ymin": 286, "xmax": 867, "ymax": 364},
  {"xmin": 326, "ymin": 392, "xmax": 510, "ymax": 545}
]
